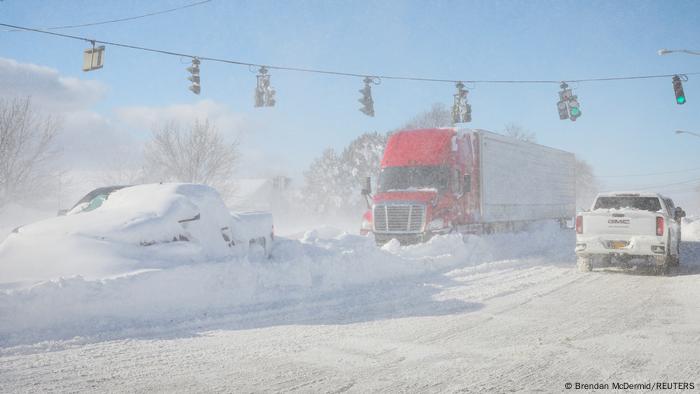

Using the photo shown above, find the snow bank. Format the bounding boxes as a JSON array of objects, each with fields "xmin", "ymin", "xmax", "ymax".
[
  {"xmin": 0, "ymin": 203, "xmax": 55, "ymax": 241},
  {"xmin": 0, "ymin": 223, "xmax": 573, "ymax": 347},
  {"xmin": 682, "ymin": 216, "xmax": 700, "ymax": 242}
]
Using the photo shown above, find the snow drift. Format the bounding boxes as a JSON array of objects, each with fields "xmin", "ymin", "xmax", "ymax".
[
  {"xmin": 682, "ymin": 216, "xmax": 700, "ymax": 242},
  {"xmin": 0, "ymin": 222, "xmax": 573, "ymax": 347}
]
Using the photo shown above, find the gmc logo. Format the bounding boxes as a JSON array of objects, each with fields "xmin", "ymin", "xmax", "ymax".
[{"xmin": 608, "ymin": 219, "xmax": 630, "ymax": 224}]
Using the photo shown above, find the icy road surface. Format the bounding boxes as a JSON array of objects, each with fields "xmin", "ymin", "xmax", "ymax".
[{"xmin": 1, "ymin": 220, "xmax": 700, "ymax": 392}]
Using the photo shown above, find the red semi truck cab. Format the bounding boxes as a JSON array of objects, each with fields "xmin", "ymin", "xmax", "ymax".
[{"xmin": 361, "ymin": 128, "xmax": 479, "ymax": 244}]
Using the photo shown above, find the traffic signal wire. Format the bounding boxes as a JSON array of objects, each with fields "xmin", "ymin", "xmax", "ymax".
[{"xmin": 1, "ymin": 21, "xmax": 699, "ymax": 86}]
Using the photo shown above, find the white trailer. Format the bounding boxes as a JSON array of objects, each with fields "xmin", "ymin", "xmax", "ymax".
[{"xmin": 475, "ymin": 130, "xmax": 576, "ymax": 225}]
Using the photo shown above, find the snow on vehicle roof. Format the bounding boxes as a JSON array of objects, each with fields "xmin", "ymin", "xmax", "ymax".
[
  {"xmin": 596, "ymin": 191, "xmax": 667, "ymax": 199},
  {"xmin": 14, "ymin": 183, "xmax": 227, "ymax": 240}
]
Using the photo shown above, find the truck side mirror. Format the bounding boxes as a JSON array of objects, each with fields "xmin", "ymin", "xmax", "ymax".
[
  {"xmin": 675, "ymin": 207, "xmax": 686, "ymax": 221},
  {"xmin": 463, "ymin": 174, "xmax": 471, "ymax": 193},
  {"xmin": 361, "ymin": 176, "xmax": 372, "ymax": 196}
]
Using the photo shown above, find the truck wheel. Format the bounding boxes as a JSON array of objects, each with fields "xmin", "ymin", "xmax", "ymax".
[
  {"xmin": 655, "ymin": 262, "xmax": 670, "ymax": 276},
  {"xmin": 577, "ymin": 257, "xmax": 592, "ymax": 272},
  {"xmin": 666, "ymin": 235, "xmax": 679, "ymax": 267},
  {"xmin": 673, "ymin": 241, "xmax": 681, "ymax": 266}
]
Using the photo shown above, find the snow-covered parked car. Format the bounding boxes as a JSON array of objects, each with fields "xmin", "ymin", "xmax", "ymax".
[
  {"xmin": 0, "ymin": 183, "xmax": 273, "ymax": 284},
  {"xmin": 575, "ymin": 192, "xmax": 685, "ymax": 274}
]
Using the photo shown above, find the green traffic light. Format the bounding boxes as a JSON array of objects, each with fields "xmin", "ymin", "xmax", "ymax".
[
  {"xmin": 677, "ymin": 96, "xmax": 686, "ymax": 104},
  {"xmin": 570, "ymin": 107, "xmax": 581, "ymax": 117}
]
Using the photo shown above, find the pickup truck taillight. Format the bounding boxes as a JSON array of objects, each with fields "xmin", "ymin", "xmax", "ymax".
[
  {"xmin": 656, "ymin": 217, "xmax": 664, "ymax": 236},
  {"xmin": 575, "ymin": 215, "xmax": 583, "ymax": 234}
]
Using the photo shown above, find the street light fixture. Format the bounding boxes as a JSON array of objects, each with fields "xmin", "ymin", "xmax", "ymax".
[
  {"xmin": 675, "ymin": 129, "xmax": 700, "ymax": 138},
  {"xmin": 658, "ymin": 48, "xmax": 700, "ymax": 56}
]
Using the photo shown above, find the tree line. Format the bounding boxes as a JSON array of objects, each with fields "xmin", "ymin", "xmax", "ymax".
[{"xmin": 0, "ymin": 97, "xmax": 598, "ymax": 215}]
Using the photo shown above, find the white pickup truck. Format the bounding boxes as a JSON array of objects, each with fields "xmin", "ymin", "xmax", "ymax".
[{"xmin": 575, "ymin": 192, "xmax": 686, "ymax": 274}]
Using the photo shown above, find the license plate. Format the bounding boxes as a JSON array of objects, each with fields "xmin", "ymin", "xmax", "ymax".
[{"xmin": 610, "ymin": 241, "xmax": 628, "ymax": 249}]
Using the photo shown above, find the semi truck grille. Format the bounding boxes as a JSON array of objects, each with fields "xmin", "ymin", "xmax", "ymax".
[{"xmin": 373, "ymin": 204, "xmax": 425, "ymax": 233}]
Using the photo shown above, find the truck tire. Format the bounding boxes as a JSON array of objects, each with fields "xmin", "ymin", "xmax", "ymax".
[
  {"xmin": 577, "ymin": 257, "xmax": 592, "ymax": 272},
  {"xmin": 666, "ymin": 234, "xmax": 679, "ymax": 267},
  {"xmin": 655, "ymin": 261, "xmax": 670, "ymax": 276},
  {"xmin": 673, "ymin": 240, "xmax": 681, "ymax": 267}
]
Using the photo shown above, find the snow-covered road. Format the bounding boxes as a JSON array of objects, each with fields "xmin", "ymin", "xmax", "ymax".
[{"xmin": 2, "ymin": 222, "xmax": 700, "ymax": 392}]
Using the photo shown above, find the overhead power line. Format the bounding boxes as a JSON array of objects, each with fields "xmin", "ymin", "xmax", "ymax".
[
  {"xmin": 1, "ymin": 21, "xmax": 699, "ymax": 86},
  {"xmin": 599, "ymin": 166, "xmax": 700, "ymax": 178},
  {"xmin": 602, "ymin": 177, "xmax": 700, "ymax": 193},
  {"xmin": 2, "ymin": 1, "xmax": 213, "ymax": 32}
]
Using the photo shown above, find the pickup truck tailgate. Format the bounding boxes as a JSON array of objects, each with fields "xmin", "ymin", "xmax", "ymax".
[{"xmin": 583, "ymin": 210, "xmax": 659, "ymax": 236}]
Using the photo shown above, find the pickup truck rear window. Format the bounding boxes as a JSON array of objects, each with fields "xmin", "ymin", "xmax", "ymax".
[{"xmin": 594, "ymin": 197, "xmax": 661, "ymax": 212}]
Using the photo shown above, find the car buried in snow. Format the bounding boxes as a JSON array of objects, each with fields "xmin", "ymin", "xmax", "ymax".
[
  {"xmin": 575, "ymin": 192, "xmax": 685, "ymax": 275},
  {"xmin": 0, "ymin": 183, "xmax": 273, "ymax": 282}
]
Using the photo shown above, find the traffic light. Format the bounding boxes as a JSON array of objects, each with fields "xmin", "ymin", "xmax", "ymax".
[
  {"xmin": 463, "ymin": 101, "xmax": 472, "ymax": 123},
  {"xmin": 452, "ymin": 82, "xmax": 471, "ymax": 124},
  {"xmin": 672, "ymin": 75, "xmax": 686, "ymax": 105},
  {"xmin": 557, "ymin": 82, "xmax": 581, "ymax": 121},
  {"xmin": 557, "ymin": 83, "xmax": 570, "ymax": 120},
  {"xmin": 568, "ymin": 97, "xmax": 581, "ymax": 121},
  {"xmin": 557, "ymin": 100, "xmax": 569, "ymax": 120},
  {"xmin": 187, "ymin": 57, "xmax": 201, "ymax": 95},
  {"xmin": 255, "ymin": 66, "xmax": 276, "ymax": 107},
  {"xmin": 358, "ymin": 77, "xmax": 375, "ymax": 116},
  {"xmin": 82, "ymin": 42, "xmax": 105, "ymax": 72}
]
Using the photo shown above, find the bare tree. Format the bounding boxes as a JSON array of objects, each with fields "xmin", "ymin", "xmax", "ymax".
[
  {"xmin": 402, "ymin": 103, "xmax": 452, "ymax": 129},
  {"xmin": 0, "ymin": 97, "xmax": 60, "ymax": 207},
  {"xmin": 95, "ymin": 159, "xmax": 147, "ymax": 187},
  {"xmin": 144, "ymin": 119, "xmax": 239, "ymax": 198},
  {"xmin": 503, "ymin": 122, "xmax": 536, "ymax": 143}
]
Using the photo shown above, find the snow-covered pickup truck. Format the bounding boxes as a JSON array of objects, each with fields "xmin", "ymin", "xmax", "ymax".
[
  {"xmin": 575, "ymin": 192, "xmax": 686, "ymax": 274},
  {"xmin": 0, "ymin": 184, "xmax": 274, "ymax": 284}
]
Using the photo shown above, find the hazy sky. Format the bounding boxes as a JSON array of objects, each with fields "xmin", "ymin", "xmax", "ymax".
[{"xmin": 1, "ymin": 0, "xmax": 699, "ymax": 206}]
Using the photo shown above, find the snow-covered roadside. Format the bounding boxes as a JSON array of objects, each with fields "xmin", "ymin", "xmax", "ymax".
[
  {"xmin": 682, "ymin": 216, "xmax": 700, "ymax": 242},
  {"xmin": 0, "ymin": 203, "xmax": 55, "ymax": 241},
  {"xmin": 0, "ymin": 223, "xmax": 573, "ymax": 347}
]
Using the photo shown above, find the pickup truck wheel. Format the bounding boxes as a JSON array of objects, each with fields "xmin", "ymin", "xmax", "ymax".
[
  {"xmin": 577, "ymin": 257, "xmax": 592, "ymax": 272},
  {"xmin": 673, "ymin": 241, "xmax": 681, "ymax": 266},
  {"xmin": 655, "ymin": 262, "xmax": 670, "ymax": 276},
  {"xmin": 665, "ymin": 235, "xmax": 680, "ymax": 267}
]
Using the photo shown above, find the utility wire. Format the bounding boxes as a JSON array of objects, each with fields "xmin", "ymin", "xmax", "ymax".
[
  {"xmin": 2, "ymin": 1, "xmax": 212, "ymax": 32},
  {"xmin": 602, "ymin": 177, "xmax": 700, "ymax": 192},
  {"xmin": 599, "ymin": 166, "xmax": 700, "ymax": 178},
  {"xmin": 2, "ymin": 21, "xmax": 699, "ymax": 85}
]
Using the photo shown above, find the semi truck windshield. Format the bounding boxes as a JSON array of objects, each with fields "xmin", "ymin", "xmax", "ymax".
[{"xmin": 377, "ymin": 166, "xmax": 449, "ymax": 192}]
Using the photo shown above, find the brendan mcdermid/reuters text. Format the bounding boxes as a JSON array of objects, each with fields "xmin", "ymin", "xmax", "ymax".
[{"xmin": 564, "ymin": 382, "xmax": 695, "ymax": 390}]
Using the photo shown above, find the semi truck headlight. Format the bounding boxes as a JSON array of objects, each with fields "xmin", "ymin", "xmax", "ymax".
[
  {"xmin": 360, "ymin": 218, "xmax": 372, "ymax": 231},
  {"xmin": 428, "ymin": 218, "xmax": 446, "ymax": 231}
]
